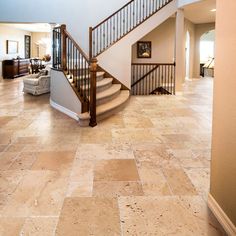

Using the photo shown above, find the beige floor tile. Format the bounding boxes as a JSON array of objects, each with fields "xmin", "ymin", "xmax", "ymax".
[
  {"xmin": 0, "ymin": 116, "xmax": 16, "ymax": 126},
  {"xmin": 142, "ymin": 182, "xmax": 172, "ymax": 196},
  {"xmin": 133, "ymin": 143, "xmax": 180, "ymax": 168},
  {"xmin": 179, "ymin": 196, "xmax": 227, "ymax": 236},
  {"xmin": 70, "ymin": 160, "xmax": 94, "ymax": 182},
  {"xmin": 0, "ymin": 152, "xmax": 19, "ymax": 170},
  {"xmin": 0, "ymin": 134, "xmax": 12, "ymax": 145},
  {"xmin": 0, "ymin": 77, "xmax": 225, "ymax": 235},
  {"xmin": 55, "ymin": 197, "xmax": 121, "ymax": 236},
  {"xmin": 169, "ymin": 149, "xmax": 210, "ymax": 168},
  {"xmin": 93, "ymin": 181, "xmax": 144, "ymax": 197},
  {"xmin": 123, "ymin": 116, "xmax": 154, "ymax": 128},
  {"xmin": 30, "ymin": 173, "xmax": 69, "ymax": 216},
  {"xmin": 80, "ymin": 129, "xmax": 112, "ymax": 143},
  {"xmin": 31, "ymin": 151, "xmax": 75, "ymax": 176},
  {"xmin": 8, "ymin": 152, "xmax": 37, "ymax": 170},
  {"xmin": 119, "ymin": 196, "xmax": 201, "ymax": 235},
  {"xmin": 185, "ymin": 168, "xmax": 210, "ymax": 199},
  {"xmin": 112, "ymin": 128, "xmax": 162, "ymax": 143},
  {"xmin": 94, "ymin": 159, "xmax": 140, "ymax": 181},
  {"xmin": 162, "ymin": 168, "xmax": 198, "ymax": 195},
  {"xmin": 0, "ymin": 170, "xmax": 26, "ymax": 211},
  {"xmin": 13, "ymin": 136, "xmax": 42, "ymax": 144},
  {"xmin": 0, "ymin": 217, "xmax": 25, "ymax": 236},
  {"xmin": 2, "ymin": 171, "xmax": 67, "ymax": 217},
  {"xmin": 20, "ymin": 217, "xmax": 58, "ymax": 236},
  {"xmin": 4, "ymin": 144, "xmax": 25, "ymax": 153},
  {"xmin": 97, "ymin": 114, "xmax": 125, "ymax": 129},
  {"xmin": 66, "ymin": 181, "xmax": 93, "ymax": 197},
  {"xmin": 76, "ymin": 143, "xmax": 134, "ymax": 160},
  {"xmin": 0, "ymin": 145, "xmax": 7, "ymax": 152}
]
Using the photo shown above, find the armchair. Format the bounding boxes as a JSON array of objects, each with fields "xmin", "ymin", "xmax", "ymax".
[{"xmin": 23, "ymin": 73, "xmax": 50, "ymax": 95}]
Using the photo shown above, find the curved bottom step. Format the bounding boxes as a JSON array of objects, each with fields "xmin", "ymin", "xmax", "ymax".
[{"xmin": 78, "ymin": 90, "xmax": 130, "ymax": 127}]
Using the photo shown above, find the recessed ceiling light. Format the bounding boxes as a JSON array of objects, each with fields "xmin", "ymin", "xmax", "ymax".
[{"xmin": 211, "ymin": 9, "xmax": 216, "ymax": 12}]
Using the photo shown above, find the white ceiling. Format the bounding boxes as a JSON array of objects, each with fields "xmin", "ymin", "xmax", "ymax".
[
  {"xmin": 183, "ymin": 0, "xmax": 216, "ymax": 24},
  {"xmin": 0, "ymin": 23, "xmax": 52, "ymax": 32}
]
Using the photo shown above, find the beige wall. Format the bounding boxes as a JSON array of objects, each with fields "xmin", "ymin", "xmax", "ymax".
[
  {"xmin": 210, "ymin": 0, "xmax": 236, "ymax": 229},
  {"xmin": 131, "ymin": 17, "xmax": 197, "ymax": 81},
  {"xmin": 184, "ymin": 18, "xmax": 195, "ymax": 79},
  {"xmin": 0, "ymin": 24, "xmax": 31, "ymax": 79},
  {"xmin": 132, "ymin": 18, "xmax": 175, "ymax": 64}
]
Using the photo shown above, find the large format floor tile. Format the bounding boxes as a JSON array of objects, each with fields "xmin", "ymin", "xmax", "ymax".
[
  {"xmin": 94, "ymin": 159, "xmax": 140, "ymax": 181},
  {"xmin": 55, "ymin": 197, "xmax": 121, "ymax": 236},
  {"xmin": 0, "ymin": 77, "xmax": 226, "ymax": 235}
]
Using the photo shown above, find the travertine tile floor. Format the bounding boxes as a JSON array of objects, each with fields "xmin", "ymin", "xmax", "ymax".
[{"xmin": 0, "ymin": 77, "xmax": 227, "ymax": 235}]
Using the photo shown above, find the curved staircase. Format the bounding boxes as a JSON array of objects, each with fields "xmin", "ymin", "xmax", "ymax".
[
  {"xmin": 52, "ymin": 0, "xmax": 174, "ymax": 127},
  {"xmin": 77, "ymin": 71, "xmax": 129, "ymax": 126}
]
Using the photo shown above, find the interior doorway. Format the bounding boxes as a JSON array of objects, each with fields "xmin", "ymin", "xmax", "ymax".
[{"xmin": 200, "ymin": 30, "xmax": 215, "ymax": 77}]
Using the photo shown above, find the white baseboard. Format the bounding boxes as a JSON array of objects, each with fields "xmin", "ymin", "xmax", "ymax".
[
  {"xmin": 208, "ymin": 193, "xmax": 236, "ymax": 236},
  {"xmin": 50, "ymin": 98, "xmax": 79, "ymax": 121}
]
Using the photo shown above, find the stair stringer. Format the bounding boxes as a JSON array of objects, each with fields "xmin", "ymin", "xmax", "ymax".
[{"xmin": 97, "ymin": 0, "xmax": 177, "ymax": 89}]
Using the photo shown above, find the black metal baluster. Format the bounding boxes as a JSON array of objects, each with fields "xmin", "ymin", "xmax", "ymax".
[
  {"xmin": 75, "ymin": 48, "xmax": 78, "ymax": 88},
  {"xmin": 68, "ymin": 38, "xmax": 70, "ymax": 75},
  {"xmin": 78, "ymin": 52, "xmax": 81, "ymax": 92},
  {"xmin": 174, "ymin": 64, "xmax": 176, "ymax": 95},
  {"xmin": 73, "ymin": 45, "xmax": 75, "ymax": 83},
  {"xmin": 168, "ymin": 65, "xmax": 170, "ymax": 94},
  {"xmin": 113, "ymin": 15, "xmax": 115, "ymax": 41},
  {"xmin": 146, "ymin": 0, "xmax": 148, "ymax": 18},
  {"xmin": 143, "ymin": 65, "xmax": 145, "ymax": 95}
]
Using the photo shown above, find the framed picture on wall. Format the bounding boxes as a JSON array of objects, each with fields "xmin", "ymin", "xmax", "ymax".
[
  {"xmin": 6, "ymin": 40, "xmax": 18, "ymax": 54},
  {"xmin": 24, "ymin": 35, "xmax": 31, "ymax": 59},
  {"xmin": 137, "ymin": 41, "xmax": 152, "ymax": 58}
]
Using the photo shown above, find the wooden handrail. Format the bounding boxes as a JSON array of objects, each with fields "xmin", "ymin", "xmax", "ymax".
[
  {"xmin": 132, "ymin": 62, "xmax": 175, "ymax": 66},
  {"xmin": 92, "ymin": 0, "xmax": 134, "ymax": 30},
  {"xmin": 64, "ymin": 29, "xmax": 90, "ymax": 62}
]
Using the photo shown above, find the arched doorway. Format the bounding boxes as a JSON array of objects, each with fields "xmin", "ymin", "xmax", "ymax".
[{"xmin": 200, "ymin": 30, "xmax": 215, "ymax": 77}]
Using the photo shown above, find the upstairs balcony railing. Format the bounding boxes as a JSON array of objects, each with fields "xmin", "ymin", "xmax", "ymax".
[
  {"xmin": 131, "ymin": 62, "xmax": 176, "ymax": 95},
  {"xmin": 89, "ymin": 0, "xmax": 173, "ymax": 58}
]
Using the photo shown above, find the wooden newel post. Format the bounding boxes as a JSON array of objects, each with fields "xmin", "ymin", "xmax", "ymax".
[
  {"xmin": 89, "ymin": 57, "xmax": 97, "ymax": 127},
  {"xmin": 61, "ymin": 24, "xmax": 67, "ymax": 71}
]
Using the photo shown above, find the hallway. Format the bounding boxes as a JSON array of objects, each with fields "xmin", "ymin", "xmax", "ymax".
[{"xmin": 0, "ymin": 77, "xmax": 225, "ymax": 235}]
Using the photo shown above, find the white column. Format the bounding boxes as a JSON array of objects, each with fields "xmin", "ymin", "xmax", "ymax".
[{"xmin": 175, "ymin": 9, "xmax": 185, "ymax": 92}]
